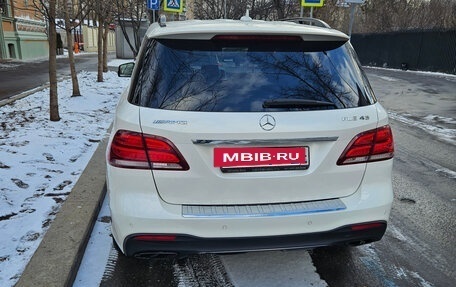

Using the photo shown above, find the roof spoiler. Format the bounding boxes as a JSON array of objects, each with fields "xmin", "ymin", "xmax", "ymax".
[{"xmin": 280, "ymin": 17, "xmax": 331, "ymax": 29}]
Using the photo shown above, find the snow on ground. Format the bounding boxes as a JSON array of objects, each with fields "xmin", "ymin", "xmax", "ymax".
[
  {"xmin": 0, "ymin": 66, "xmax": 130, "ymax": 287},
  {"xmin": 221, "ymin": 250, "xmax": 327, "ymax": 287},
  {"xmin": 388, "ymin": 112, "xmax": 456, "ymax": 145},
  {"xmin": 0, "ymin": 62, "xmax": 21, "ymax": 71},
  {"xmin": 366, "ymin": 66, "xmax": 456, "ymax": 82},
  {"xmin": 73, "ymin": 197, "xmax": 112, "ymax": 287}
]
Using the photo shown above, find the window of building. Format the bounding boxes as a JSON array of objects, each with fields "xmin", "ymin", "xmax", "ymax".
[{"xmin": 0, "ymin": 0, "xmax": 11, "ymax": 17}]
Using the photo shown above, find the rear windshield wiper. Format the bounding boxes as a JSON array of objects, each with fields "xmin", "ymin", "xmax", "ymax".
[{"xmin": 263, "ymin": 99, "xmax": 337, "ymax": 109}]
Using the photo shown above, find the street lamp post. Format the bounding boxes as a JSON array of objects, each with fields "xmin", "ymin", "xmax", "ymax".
[{"xmin": 342, "ymin": 0, "xmax": 366, "ymax": 38}]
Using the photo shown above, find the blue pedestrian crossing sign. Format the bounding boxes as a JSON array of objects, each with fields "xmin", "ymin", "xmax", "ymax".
[
  {"xmin": 302, "ymin": 0, "xmax": 324, "ymax": 7},
  {"xmin": 147, "ymin": 0, "xmax": 160, "ymax": 10},
  {"xmin": 164, "ymin": 0, "xmax": 184, "ymax": 12}
]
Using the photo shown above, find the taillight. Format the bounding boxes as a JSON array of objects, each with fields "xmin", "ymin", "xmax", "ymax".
[
  {"xmin": 108, "ymin": 130, "xmax": 189, "ymax": 170},
  {"xmin": 337, "ymin": 125, "xmax": 394, "ymax": 165}
]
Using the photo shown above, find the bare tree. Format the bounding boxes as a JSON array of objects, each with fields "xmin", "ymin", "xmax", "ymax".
[
  {"xmin": 114, "ymin": 0, "xmax": 147, "ymax": 58},
  {"xmin": 35, "ymin": 0, "xmax": 89, "ymax": 98},
  {"xmin": 192, "ymin": 0, "xmax": 257, "ymax": 20},
  {"xmin": 33, "ymin": 0, "xmax": 60, "ymax": 121},
  {"xmin": 91, "ymin": 0, "xmax": 113, "ymax": 82},
  {"xmin": 102, "ymin": 1, "xmax": 116, "ymax": 72},
  {"xmin": 191, "ymin": 0, "xmax": 299, "ymax": 20},
  {"xmin": 103, "ymin": 23, "xmax": 110, "ymax": 72},
  {"xmin": 270, "ymin": 0, "xmax": 300, "ymax": 19},
  {"xmin": 317, "ymin": 0, "xmax": 456, "ymax": 34},
  {"xmin": 48, "ymin": 0, "xmax": 60, "ymax": 121},
  {"xmin": 97, "ymin": 3, "xmax": 104, "ymax": 82},
  {"xmin": 424, "ymin": 0, "xmax": 456, "ymax": 30},
  {"xmin": 62, "ymin": 0, "xmax": 84, "ymax": 97}
]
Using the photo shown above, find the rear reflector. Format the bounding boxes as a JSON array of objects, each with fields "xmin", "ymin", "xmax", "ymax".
[
  {"xmin": 133, "ymin": 235, "xmax": 177, "ymax": 242},
  {"xmin": 108, "ymin": 130, "xmax": 189, "ymax": 170},
  {"xmin": 337, "ymin": 125, "xmax": 394, "ymax": 165},
  {"xmin": 350, "ymin": 222, "xmax": 386, "ymax": 231}
]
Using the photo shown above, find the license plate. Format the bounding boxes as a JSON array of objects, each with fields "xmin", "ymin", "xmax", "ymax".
[{"xmin": 214, "ymin": 147, "xmax": 309, "ymax": 168}]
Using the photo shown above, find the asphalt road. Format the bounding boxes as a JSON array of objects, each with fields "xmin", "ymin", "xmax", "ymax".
[
  {"xmin": 312, "ymin": 119, "xmax": 456, "ymax": 286},
  {"xmin": 0, "ymin": 53, "xmax": 114, "ymax": 101},
  {"xmin": 89, "ymin": 68, "xmax": 455, "ymax": 287},
  {"xmin": 314, "ymin": 69, "xmax": 456, "ymax": 286}
]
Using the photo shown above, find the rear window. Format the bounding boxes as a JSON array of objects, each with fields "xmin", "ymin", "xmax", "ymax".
[{"xmin": 129, "ymin": 37, "xmax": 376, "ymax": 112}]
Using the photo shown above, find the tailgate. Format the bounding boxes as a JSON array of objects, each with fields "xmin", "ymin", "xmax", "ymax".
[{"xmin": 140, "ymin": 107, "xmax": 378, "ymax": 205}]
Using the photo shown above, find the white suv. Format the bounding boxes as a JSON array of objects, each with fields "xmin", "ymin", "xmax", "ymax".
[{"xmin": 107, "ymin": 17, "xmax": 394, "ymax": 257}]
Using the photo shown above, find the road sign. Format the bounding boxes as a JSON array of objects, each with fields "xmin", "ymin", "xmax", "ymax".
[
  {"xmin": 302, "ymin": 0, "xmax": 324, "ymax": 7},
  {"xmin": 147, "ymin": 0, "xmax": 160, "ymax": 10},
  {"xmin": 164, "ymin": 0, "xmax": 184, "ymax": 13}
]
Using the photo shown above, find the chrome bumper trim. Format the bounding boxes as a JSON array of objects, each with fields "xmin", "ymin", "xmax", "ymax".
[
  {"xmin": 182, "ymin": 198, "xmax": 346, "ymax": 218},
  {"xmin": 192, "ymin": 137, "xmax": 338, "ymax": 146}
]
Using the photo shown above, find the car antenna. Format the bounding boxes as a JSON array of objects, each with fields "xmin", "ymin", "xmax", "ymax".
[
  {"xmin": 240, "ymin": 7, "xmax": 252, "ymax": 21},
  {"xmin": 159, "ymin": 14, "xmax": 166, "ymax": 27}
]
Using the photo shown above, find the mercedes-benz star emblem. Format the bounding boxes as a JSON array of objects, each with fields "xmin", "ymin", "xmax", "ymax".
[{"xmin": 259, "ymin": 114, "xmax": 276, "ymax": 131}]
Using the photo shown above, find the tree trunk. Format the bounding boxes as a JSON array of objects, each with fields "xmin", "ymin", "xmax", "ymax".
[
  {"xmin": 97, "ymin": 17, "xmax": 104, "ymax": 82},
  {"xmin": 49, "ymin": 0, "xmax": 60, "ymax": 121},
  {"xmin": 273, "ymin": 0, "xmax": 285, "ymax": 19},
  {"xmin": 102, "ymin": 23, "xmax": 109, "ymax": 73},
  {"xmin": 64, "ymin": 6, "xmax": 81, "ymax": 97}
]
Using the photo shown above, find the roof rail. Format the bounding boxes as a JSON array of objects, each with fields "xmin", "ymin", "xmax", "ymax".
[{"xmin": 280, "ymin": 17, "xmax": 331, "ymax": 29}]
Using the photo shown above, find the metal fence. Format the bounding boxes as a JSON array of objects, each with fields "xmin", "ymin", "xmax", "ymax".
[{"xmin": 351, "ymin": 30, "xmax": 456, "ymax": 75}]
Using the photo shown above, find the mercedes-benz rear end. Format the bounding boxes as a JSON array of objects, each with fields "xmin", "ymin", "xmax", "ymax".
[{"xmin": 106, "ymin": 19, "xmax": 394, "ymax": 257}]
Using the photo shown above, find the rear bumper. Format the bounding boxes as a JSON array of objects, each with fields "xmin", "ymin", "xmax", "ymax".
[
  {"xmin": 107, "ymin": 160, "xmax": 393, "ymax": 256},
  {"xmin": 124, "ymin": 222, "xmax": 387, "ymax": 257}
]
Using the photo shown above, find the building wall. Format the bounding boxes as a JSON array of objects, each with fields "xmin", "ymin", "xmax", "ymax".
[
  {"xmin": 14, "ymin": 18, "xmax": 48, "ymax": 59},
  {"xmin": 0, "ymin": 0, "xmax": 13, "ymax": 58},
  {"xmin": 1, "ymin": 16, "xmax": 14, "ymax": 31},
  {"xmin": 0, "ymin": 0, "xmax": 48, "ymax": 60},
  {"xmin": 115, "ymin": 20, "xmax": 148, "ymax": 59},
  {"xmin": 82, "ymin": 25, "xmax": 116, "ymax": 53}
]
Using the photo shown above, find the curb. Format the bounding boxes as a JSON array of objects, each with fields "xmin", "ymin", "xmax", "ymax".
[
  {"xmin": 0, "ymin": 76, "xmax": 71, "ymax": 108},
  {"xmin": 15, "ymin": 136, "xmax": 109, "ymax": 287},
  {"xmin": 0, "ymin": 84, "xmax": 50, "ymax": 107}
]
